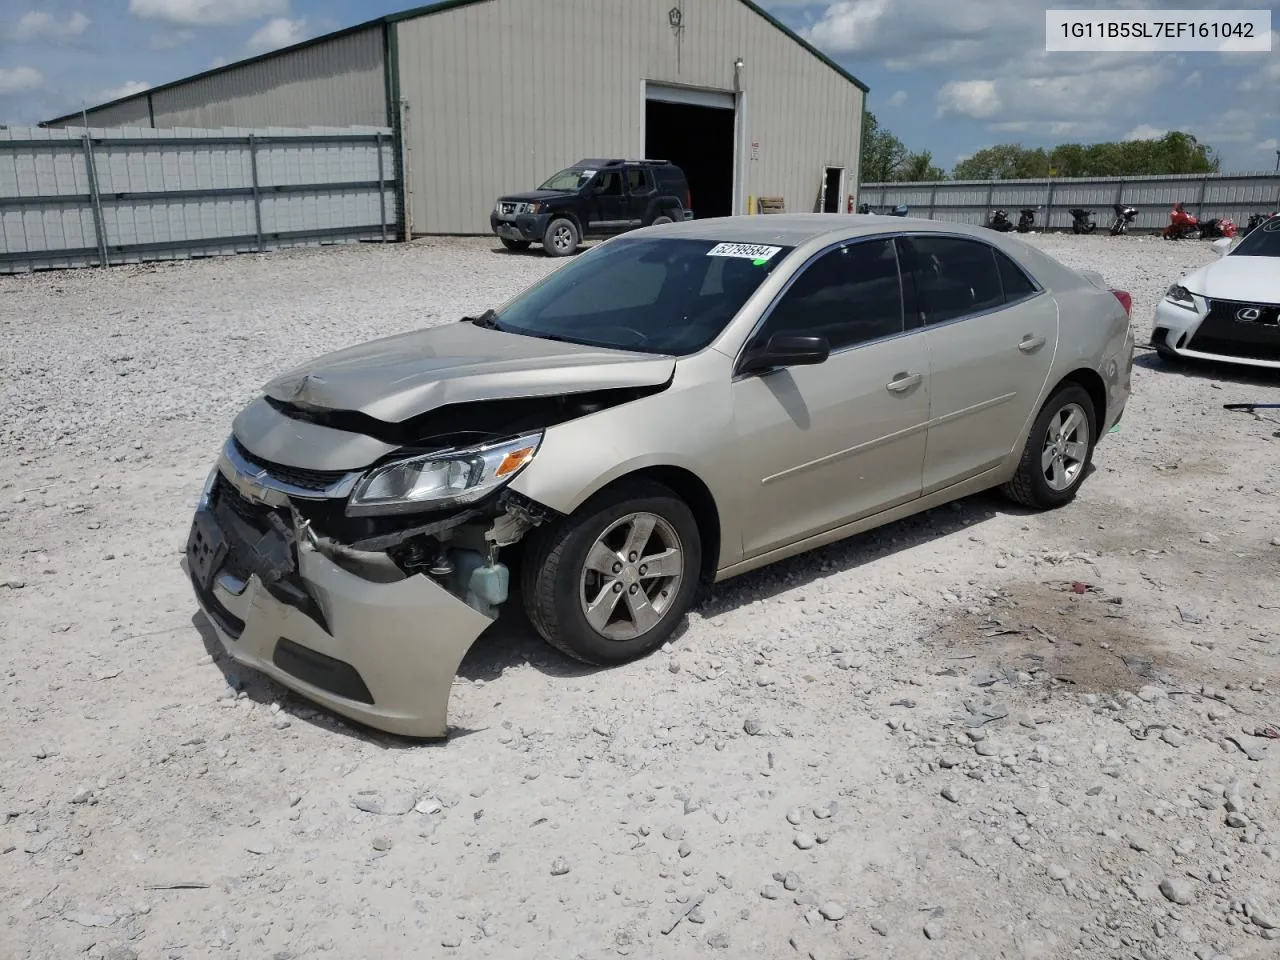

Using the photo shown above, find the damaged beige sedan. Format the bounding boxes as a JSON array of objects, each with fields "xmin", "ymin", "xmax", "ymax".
[{"xmin": 185, "ymin": 215, "xmax": 1134, "ymax": 737}]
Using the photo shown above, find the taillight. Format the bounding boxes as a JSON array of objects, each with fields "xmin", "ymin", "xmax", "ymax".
[
  {"xmin": 685, "ymin": 187, "xmax": 691, "ymax": 210},
  {"xmin": 1110, "ymin": 289, "xmax": 1132, "ymax": 316}
]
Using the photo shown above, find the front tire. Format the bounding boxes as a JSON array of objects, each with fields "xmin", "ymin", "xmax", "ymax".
[
  {"xmin": 543, "ymin": 217, "xmax": 580, "ymax": 257},
  {"xmin": 521, "ymin": 481, "xmax": 702, "ymax": 665},
  {"xmin": 1153, "ymin": 329, "xmax": 1183, "ymax": 364},
  {"xmin": 1001, "ymin": 384, "xmax": 1097, "ymax": 510}
]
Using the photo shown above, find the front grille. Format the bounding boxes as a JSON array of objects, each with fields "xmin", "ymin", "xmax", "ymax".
[
  {"xmin": 231, "ymin": 437, "xmax": 350, "ymax": 492},
  {"xmin": 1205, "ymin": 298, "xmax": 1280, "ymax": 326},
  {"xmin": 1189, "ymin": 298, "xmax": 1280, "ymax": 362},
  {"xmin": 213, "ymin": 472, "xmax": 270, "ymax": 529}
]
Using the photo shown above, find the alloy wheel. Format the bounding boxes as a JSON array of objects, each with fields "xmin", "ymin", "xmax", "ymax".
[
  {"xmin": 1041, "ymin": 402, "xmax": 1090, "ymax": 492},
  {"xmin": 578, "ymin": 512, "xmax": 684, "ymax": 641}
]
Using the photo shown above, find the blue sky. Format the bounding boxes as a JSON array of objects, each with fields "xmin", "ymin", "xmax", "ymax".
[{"xmin": 1, "ymin": 0, "xmax": 1277, "ymax": 172}]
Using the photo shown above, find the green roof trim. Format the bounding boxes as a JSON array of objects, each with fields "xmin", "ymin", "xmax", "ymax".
[{"xmin": 42, "ymin": 0, "xmax": 867, "ymax": 126}]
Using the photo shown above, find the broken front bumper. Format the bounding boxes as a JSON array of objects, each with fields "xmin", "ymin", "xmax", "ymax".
[{"xmin": 184, "ymin": 460, "xmax": 494, "ymax": 739}]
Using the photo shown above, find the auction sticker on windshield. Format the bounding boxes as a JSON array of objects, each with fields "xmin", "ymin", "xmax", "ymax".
[{"xmin": 707, "ymin": 242, "xmax": 782, "ymax": 263}]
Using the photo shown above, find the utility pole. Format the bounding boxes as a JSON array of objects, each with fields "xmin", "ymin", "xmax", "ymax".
[{"xmin": 1275, "ymin": 148, "xmax": 1279, "ymax": 173}]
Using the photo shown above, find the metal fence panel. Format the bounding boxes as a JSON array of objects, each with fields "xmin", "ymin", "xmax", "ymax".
[
  {"xmin": 859, "ymin": 172, "xmax": 1280, "ymax": 233},
  {"xmin": 0, "ymin": 124, "xmax": 398, "ymax": 272}
]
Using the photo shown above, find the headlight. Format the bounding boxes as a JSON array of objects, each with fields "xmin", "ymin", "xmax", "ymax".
[
  {"xmin": 346, "ymin": 432, "xmax": 542, "ymax": 516},
  {"xmin": 527, "ymin": 202, "xmax": 542, "ymax": 214},
  {"xmin": 1165, "ymin": 284, "xmax": 1196, "ymax": 309}
]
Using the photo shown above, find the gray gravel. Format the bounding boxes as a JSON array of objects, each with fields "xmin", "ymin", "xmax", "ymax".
[{"xmin": 2, "ymin": 232, "xmax": 1279, "ymax": 960}]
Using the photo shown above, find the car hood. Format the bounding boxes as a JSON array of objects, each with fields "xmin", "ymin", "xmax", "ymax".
[
  {"xmin": 260, "ymin": 322, "xmax": 675, "ymax": 424},
  {"xmin": 1185, "ymin": 256, "xmax": 1280, "ymax": 303},
  {"xmin": 498, "ymin": 190, "xmax": 571, "ymax": 203}
]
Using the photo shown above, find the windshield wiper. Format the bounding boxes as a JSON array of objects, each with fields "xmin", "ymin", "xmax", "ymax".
[{"xmin": 462, "ymin": 309, "xmax": 501, "ymax": 330}]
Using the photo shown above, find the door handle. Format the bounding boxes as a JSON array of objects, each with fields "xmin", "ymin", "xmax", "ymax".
[
  {"xmin": 886, "ymin": 372, "xmax": 922, "ymax": 393},
  {"xmin": 1018, "ymin": 335, "xmax": 1047, "ymax": 353}
]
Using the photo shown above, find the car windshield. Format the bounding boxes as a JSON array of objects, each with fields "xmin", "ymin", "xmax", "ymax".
[
  {"xmin": 1231, "ymin": 217, "xmax": 1280, "ymax": 258},
  {"xmin": 537, "ymin": 168, "xmax": 594, "ymax": 191},
  {"xmin": 492, "ymin": 236, "xmax": 794, "ymax": 355}
]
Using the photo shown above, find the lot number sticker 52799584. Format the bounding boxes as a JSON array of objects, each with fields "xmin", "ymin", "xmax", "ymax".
[{"xmin": 706, "ymin": 242, "xmax": 783, "ymax": 264}]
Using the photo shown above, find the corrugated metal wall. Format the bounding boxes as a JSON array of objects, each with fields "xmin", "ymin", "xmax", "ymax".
[
  {"xmin": 46, "ymin": 27, "xmax": 387, "ymax": 131},
  {"xmin": 859, "ymin": 173, "xmax": 1280, "ymax": 231},
  {"xmin": 0, "ymin": 125, "xmax": 396, "ymax": 273},
  {"xmin": 395, "ymin": 0, "xmax": 865, "ymax": 234}
]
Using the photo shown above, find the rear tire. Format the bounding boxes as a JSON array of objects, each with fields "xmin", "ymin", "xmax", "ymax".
[
  {"xmin": 650, "ymin": 214, "xmax": 674, "ymax": 226},
  {"xmin": 500, "ymin": 238, "xmax": 531, "ymax": 252},
  {"xmin": 1001, "ymin": 383, "xmax": 1097, "ymax": 510},
  {"xmin": 520, "ymin": 481, "xmax": 702, "ymax": 665},
  {"xmin": 543, "ymin": 217, "xmax": 580, "ymax": 257}
]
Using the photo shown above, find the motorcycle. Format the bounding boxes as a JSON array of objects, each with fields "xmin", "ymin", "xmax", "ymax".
[
  {"xmin": 1162, "ymin": 204, "xmax": 1199, "ymax": 240},
  {"xmin": 1016, "ymin": 207, "xmax": 1036, "ymax": 233},
  {"xmin": 1109, "ymin": 203, "xmax": 1138, "ymax": 236},
  {"xmin": 856, "ymin": 202, "xmax": 909, "ymax": 217},
  {"xmin": 1199, "ymin": 217, "xmax": 1236, "ymax": 240},
  {"xmin": 1068, "ymin": 207, "xmax": 1097, "ymax": 234},
  {"xmin": 987, "ymin": 209, "xmax": 1013, "ymax": 232},
  {"xmin": 1242, "ymin": 212, "xmax": 1276, "ymax": 236}
]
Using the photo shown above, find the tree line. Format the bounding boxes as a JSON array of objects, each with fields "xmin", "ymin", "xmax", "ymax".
[{"xmin": 861, "ymin": 111, "xmax": 1221, "ymax": 183}]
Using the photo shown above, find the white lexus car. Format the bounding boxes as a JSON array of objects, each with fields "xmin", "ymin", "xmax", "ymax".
[{"xmin": 1152, "ymin": 215, "xmax": 1280, "ymax": 368}]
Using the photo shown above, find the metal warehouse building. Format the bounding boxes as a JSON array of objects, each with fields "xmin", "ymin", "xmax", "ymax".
[{"xmin": 44, "ymin": 0, "xmax": 867, "ymax": 237}]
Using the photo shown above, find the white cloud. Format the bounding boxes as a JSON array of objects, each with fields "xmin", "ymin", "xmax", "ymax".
[
  {"xmin": 0, "ymin": 66, "xmax": 42, "ymax": 96},
  {"xmin": 98, "ymin": 81, "xmax": 152, "ymax": 103},
  {"xmin": 149, "ymin": 29, "xmax": 195, "ymax": 49},
  {"xmin": 1257, "ymin": 138, "xmax": 1279, "ymax": 153},
  {"xmin": 936, "ymin": 80, "xmax": 1000, "ymax": 119},
  {"xmin": 804, "ymin": 0, "xmax": 1043, "ymax": 69},
  {"xmin": 210, "ymin": 57, "xmax": 228, "ymax": 68},
  {"xmin": 12, "ymin": 10, "xmax": 90, "ymax": 42},
  {"xmin": 988, "ymin": 120, "xmax": 1108, "ymax": 137},
  {"xmin": 1239, "ymin": 36, "xmax": 1280, "ymax": 91},
  {"xmin": 1124, "ymin": 124, "xmax": 1167, "ymax": 141},
  {"xmin": 128, "ymin": 0, "xmax": 288, "ymax": 27},
  {"xmin": 936, "ymin": 63, "xmax": 1172, "ymax": 128},
  {"xmin": 246, "ymin": 16, "xmax": 307, "ymax": 53},
  {"xmin": 885, "ymin": 90, "xmax": 907, "ymax": 108}
]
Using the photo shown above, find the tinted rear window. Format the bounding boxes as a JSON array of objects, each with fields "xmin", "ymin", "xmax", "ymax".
[{"xmin": 995, "ymin": 248, "xmax": 1039, "ymax": 302}]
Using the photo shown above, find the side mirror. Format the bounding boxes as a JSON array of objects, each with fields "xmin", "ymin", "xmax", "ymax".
[
  {"xmin": 740, "ymin": 334, "xmax": 830, "ymax": 375},
  {"xmin": 1212, "ymin": 237, "xmax": 1232, "ymax": 256}
]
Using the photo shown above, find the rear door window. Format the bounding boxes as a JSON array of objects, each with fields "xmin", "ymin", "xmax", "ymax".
[
  {"xmin": 626, "ymin": 167, "xmax": 654, "ymax": 194},
  {"xmin": 898, "ymin": 236, "xmax": 1005, "ymax": 325},
  {"xmin": 993, "ymin": 248, "xmax": 1039, "ymax": 303}
]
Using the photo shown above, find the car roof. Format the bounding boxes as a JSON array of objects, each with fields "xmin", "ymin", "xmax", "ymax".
[
  {"xmin": 635, "ymin": 213, "xmax": 1000, "ymax": 246},
  {"xmin": 623, "ymin": 213, "xmax": 1093, "ymax": 292},
  {"xmin": 573, "ymin": 158, "xmax": 676, "ymax": 168}
]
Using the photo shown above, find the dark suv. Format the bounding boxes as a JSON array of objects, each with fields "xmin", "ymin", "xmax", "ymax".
[{"xmin": 490, "ymin": 159, "xmax": 692, "ymax": 256}]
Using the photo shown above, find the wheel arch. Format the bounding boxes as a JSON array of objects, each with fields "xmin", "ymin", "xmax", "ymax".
[
  {"xmin": 565, "ymin": 465, "xmax": 722, "ymax": 585},
  {"xmin": 1057, "ymin": 367, "xmax": 1107, "ymax": 433},
  {"xmin": 546, "ymin": 209, "xmax": 584, "ymax": 237}
]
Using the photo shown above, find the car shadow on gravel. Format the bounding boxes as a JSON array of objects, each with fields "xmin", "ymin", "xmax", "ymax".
[
  {"xmin": 695, "ymin": 488, "xmax": 1046, "ymax": 617},
  {"xmin": 1136, "ymin": 349, "xmax": 1280, "ymax": 388}
]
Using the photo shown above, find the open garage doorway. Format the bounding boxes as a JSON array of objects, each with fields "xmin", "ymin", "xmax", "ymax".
[{"xmin": 644, "ymin": 83, "xmax": 737, "ymax": 220}]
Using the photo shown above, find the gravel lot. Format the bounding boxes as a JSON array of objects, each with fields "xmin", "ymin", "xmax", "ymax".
[{"xmin": 2, "ymin": 232, "xmax": 1279, "ymax": 960}]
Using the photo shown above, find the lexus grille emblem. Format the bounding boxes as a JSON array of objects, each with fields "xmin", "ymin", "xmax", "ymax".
[{"xmin": 1236, "ymin": 307, "xmax": 1262, "ymax": 322}]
